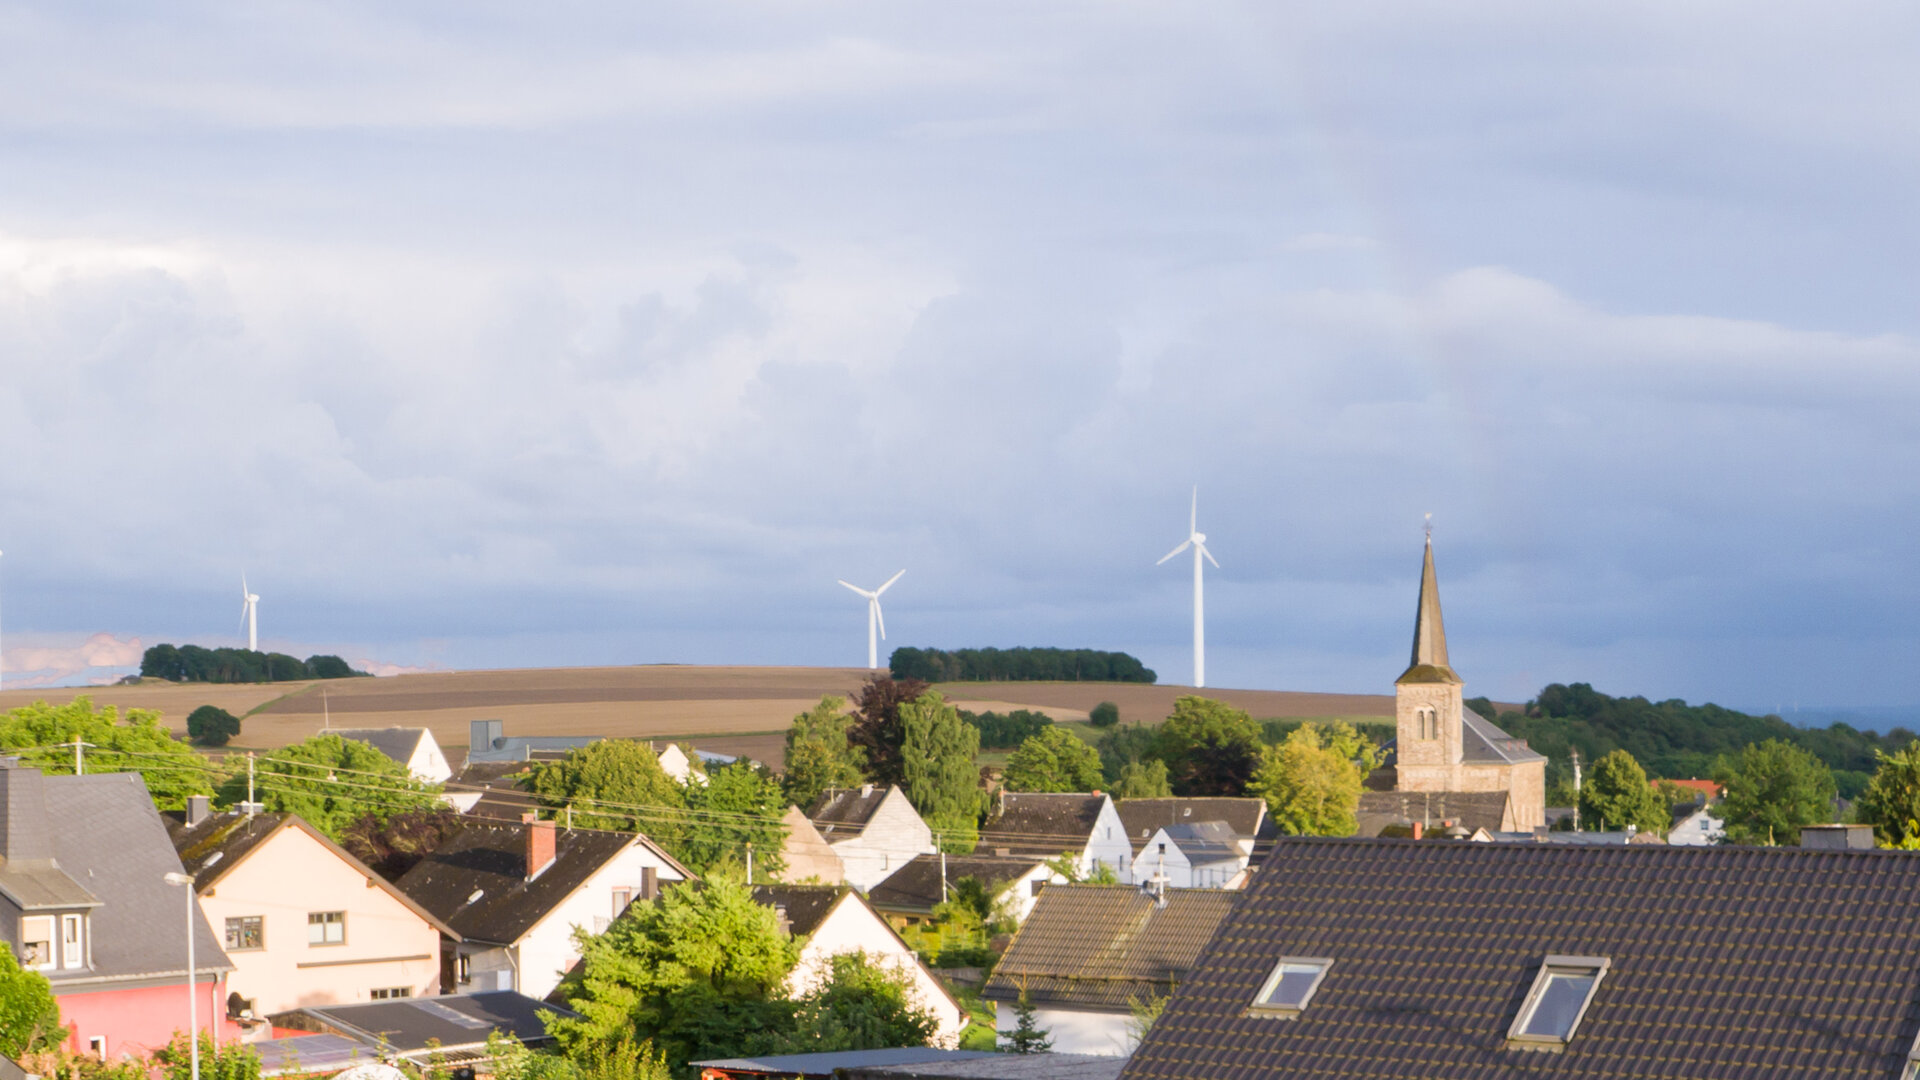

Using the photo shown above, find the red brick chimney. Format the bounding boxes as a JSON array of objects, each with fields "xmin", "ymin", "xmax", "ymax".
[
  {"xmin": 523, "ymin": 813, "xmax": 557, "ymax": 880},
  {"xmin": 1409, "ymin": 821, "xmax": 1424, "ymax": 840}
]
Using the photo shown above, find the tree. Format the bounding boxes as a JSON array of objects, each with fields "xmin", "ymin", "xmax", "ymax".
[
  {"xmin": 781, "ymin": 697, "xmax": 865, "ymax": 810},
  {"xmin": 1001, "ymin": 988, "xmax": 1051, "ymax": 1053},
  {"xmin": 1248, "ymin": 722, "xmax": 1375, "ymax": 837},
  {"xmin": 1089, "ymin": 702, "xmax": 1120, "ymax": 728},
  {"xmin": 898, "ymin": 691, "xmax": 983, "ymax": 853},
  {"xmin": 218, "ymin": 732, "xmax": 441, "ymax": 840},
  {"xmin": 1094, "ymin": 724, "xmax": 1158, "ymax": 784},
  {"xmin": 847, "ymin": 675, "xmax": 930, "ymax": 788},
  {"xmin": 1577, "ymin": 750, "xmax": 1669, "ymax": 835},
  {"xmin": 782, "ymin": 951, "xmax": 937, "ymax": 1052},
  {"xmin": 340, "ymin": 808, "xmax": 468, "ymax": 881},
  {"xmin": 1857, "ymin": 741, "xmax": 1920, "ymax": 847},
  {"xmin": 1003, "ymin": 728, "xmax": 1103, "ymax": 793},
  {"xmin": 682, "ymin": 761, "xmax": 789, "ymax": 879},
  {"xmin": 1714, "ymin": 739, "xmax": 1836, "ymax": 845},
  {"xmin": 186, "ymin": 705, "xmax": 242, "ymax": 747},
  {"xmin": 0, "ymin": 947, "xmax": 61, "ymax": 1057},
  {"xmin": 154, "ymin": 1032, "xmax": 261, "ymax": 1080},
  {"xmin": 525, "ymin": 740, "xmax": 688, "ymax": 852},
  {"xmin": 1112, "ymin": 759, "xmax": 1172, "ymax": 800},
  {"xmin": 0, "ymin": 698, "xmax": 214, "ymax": 809},
  {"xmin": 550, "ymin": 875, "xmax": 799, "ymax": 1075},
  {"xmin": 960, "ymin": 709, "xmax": 1052, "ymax": 750},
  {"xmin": 489, "ymin": 1030, "xmax": 673, "ymax": 1080},
  {"xmin": 1153, "ymin": 696, "xmax": 1262, "ymax": 796}
]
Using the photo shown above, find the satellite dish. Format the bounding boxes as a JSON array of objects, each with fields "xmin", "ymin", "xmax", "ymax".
[{"xmin": 334, "ymin": 1064, "xmax": 407, "ymax": 1080}]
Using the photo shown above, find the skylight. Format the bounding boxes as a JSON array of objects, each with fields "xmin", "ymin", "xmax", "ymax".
[
  {"xmin": 1247, "ymin": 957, "xmax": 1331, "ymax": 1018},
  {"xmin": 1508, "ymin": 956, "xmax": 1610, "ymax": 1049}
]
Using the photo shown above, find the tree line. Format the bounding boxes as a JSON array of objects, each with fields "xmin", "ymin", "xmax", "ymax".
[
  {"xmin": 140, "ymin": 643, "xmax": 369, "ymax": 684},
  {"xmin": 888, "ymin": 646, "xmax": 1155, "ymax": 684}
]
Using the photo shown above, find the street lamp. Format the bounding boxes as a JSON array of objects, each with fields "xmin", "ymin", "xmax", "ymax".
[{"xmin": 162, "ymin": 871, "xmax": 199, "ymax": 1080}]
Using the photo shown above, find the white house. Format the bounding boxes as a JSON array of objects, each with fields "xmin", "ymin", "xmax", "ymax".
[
  {"xmin": 1128, "ymin": 821, "xmax": 1248, "ymax": 889},
  {"xmin": 753, "ymin": 885, "xmax": 966, "ymax": 1048},
  {"xmin": 976, "ymin": 792, "xmax": 1132, "ymax": 880},
  {"xmin": 807, "ymin": 785, "xmax": 935, "ymax": 890},
  {"xmin": 867, "ymin": 854, "xmax": 1067, "ymax": 926},
  {"xmin": 1113, "ymin": 797, "xmax": 1273, "ymax": 866},
  {"xmin": 1668, "ymin": 803, "xmax": 1727, "ymax": 846},
  {"xmin": 393, "ymin": 816, "xmax": 691, "ymax": 1000},
  {"xmin": 334, "ymin": 728, "xmax": 454, "ymax": 785}
]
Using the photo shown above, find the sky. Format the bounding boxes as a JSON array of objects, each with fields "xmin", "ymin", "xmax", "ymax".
[{"xmin": 1, "ymin": 3, "xmax": 1918, "ymax": 712}]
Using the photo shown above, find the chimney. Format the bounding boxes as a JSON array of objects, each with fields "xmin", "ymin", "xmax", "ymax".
[
  {"xmin": 640, "ymin": 866, "xmax": 658, "ymax": 901},
  {"xmin": 1409, "ymin": 821, "xmax": 1424, "ymax": 841},
  {"xmin": 861, "ymin": 783, "xmax": 873, "ymax": 798},
  {"xmin": 186, "ymin": 795, "xmax": 212, "ymax": 826},
  {"xmin": 523, "ymin": 813, "xmax": 556, "ymax": 880},
  {"xmin": 1799, "ymin": 824, "xmax": 1874, "ymax": 850}
]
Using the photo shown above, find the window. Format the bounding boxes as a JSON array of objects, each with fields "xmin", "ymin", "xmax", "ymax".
[
  {"xmin": 1417, "ymin": 707, "xmax": 1437, "ymax": 740},
  {"xmin": 1247, "ymin": 957, "xmax": 1332, "ymax": 1018},
  {"xmin": 61, "ymin": 914, "xmax": 83, "ymax": 969},
  {"xmin": 612, "ymin": 888, "xmax": 632, "ymax": 919},
  {"xmin": 369, "ymin": 987, "xmax": 412, "ymax": 1000},
  {"xmin": 457, "ymin": 953, "xmax": 472, "ymax": 984},
  {"xmin": 87, "ymin": 1036, "xmax": 105, "ymax": 1059},
  {"xmin": 1509, "ymin": 956, "xmax": 1610, "ymax": 1049},
  {"xmin": 225, "ymin": 916, "xmax": 263, "ymax": 952},
  {"xmin": 308, "ymin": 911, "xmax": 346, "ymax": 946},
  {"xmin": 20, "ymin": 916, "xmax": 52, "ymax": 970}
]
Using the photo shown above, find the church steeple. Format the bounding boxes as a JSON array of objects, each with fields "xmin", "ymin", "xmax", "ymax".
[{"xmin": 1398, "ymin": 528, "xmax": 1460, "ymax": 685}]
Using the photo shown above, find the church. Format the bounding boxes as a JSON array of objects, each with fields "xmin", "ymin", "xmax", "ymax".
[{"xmin": 1357, "ymin": 536, "xmax": 1547, "ymax": 835}]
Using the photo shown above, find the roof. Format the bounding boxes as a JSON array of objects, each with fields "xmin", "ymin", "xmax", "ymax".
[
  {"xmin": 692, "ymin": 1049, "xmax": 995, "ymax": 1077},
  {"xmin": 449, "ymin": 762, "xmax": 536, "ymax": 821},
  {"xmin": 1657, "ymin": 777, "xmax": 1724, "ymax": 800},
  {"xmin": 293, "ymin": 991, "xmax": 571, "ymax": 1055},
  {"xmin": 1396, "ymin": 537, "xmax": 1459, "ymax": 685},
  {"xmin": 1459, "ymin": 710, "xmax": 1547, "ymax": 765},
  {"xmin": 250, "ymin": 1033, "xmax": 382, "ymax": 1076},
  {"xmin": 1114, "ymin": 798, "xmax": 1271, "ymax": 852},
  {"xmin": 808, "ymin": 786, "xmax": 893, "ymax": 838},
  {"xmin": 845, "ymin": 1052, "xmax": 1126, "ymax": 1080},
  {"xmin": 977, "ymin": 793, "xmax": 1107, "ymax": 857},
  {"xmin": 1151, "ymin": 821, "xmax": 1242, "ymax": 866},
  {"xmin": 868, "ymin": 854, "xmax": 1046, "ymax": 915},
  {"xmin": 394, "ymin": 821, "xmax": 678, "ymax": 944},
  {"xmin": 164, "ymin": 810, "xmax": 460, "ymax": 938},
  {"xmin": 1355, "ymin": 789, "xmax": 1514, "ymax": 837},
  {"xmin": 0, "ymin": 766, "xmax": 97, "ymax": 911},
  {"xmin": 752, "ymin": 883, "xmax": 847, "ymax": 937},
  {"xmin": 1124, "ymin": 837, "xmax": 1920, "ymax": 1080},
  {"xmin": 332, "ymin": 727, "xmax": 429, "ymax": 767},
  {"xmin": 984, "ymin": 884, "xmax": 1236, "ymax": 1011}
]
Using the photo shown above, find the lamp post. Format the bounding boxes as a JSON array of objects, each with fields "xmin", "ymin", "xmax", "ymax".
[{"xmin": 162, "ymin": 871, "xmax": 199, "ymax": 1080}]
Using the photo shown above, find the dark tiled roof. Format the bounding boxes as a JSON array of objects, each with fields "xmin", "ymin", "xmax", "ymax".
[
  {"xmin": 1114, "ymin": 798, "xmax": 1270, "ymax": 852},
  {"xmin": 867, "ymin": 854, "xmax": 1045, "ymax": 915},
  {"xmin": 807, "ymin": 786, "xmax": 891, "ymax": 838},
  {"xmin": 1460, "ymin": 711, "xmax": 1547, "ymax": 765},
  {"xmin": 1124, "ymin": 838, "xmax": 1920, "ymax": 1080},
  {"xmin": 164, "ymin": 810, "xmax": 291, "ymax": 889},
  {"xmin": 450, "ymin": 762, "xmax": 535, "ymax": 822},
  {"xmin": 1355, "ymin": 789, "xmax": 1512, "ymax": 837},
  {"xmin": 332, "ymin": 727, "xmax": 429, "ymax": 768},
  {"xmin": 983, "ymin": 885, "xmax": 1236, "ymax": 1010},
  {"xmin": 293, "ymin": 991, "xmax": 572, "ymax": 1054},
  {"xmin": 394, "ymin": 822, "xmax": 651, "ymax": 944},
  {"xmin": 846, "ymin": 1052, "xmax": 1125, "ymax": 1079},
  {"xmin": 752, "ymin": 884, "xmax": 846, "ymax": 937},
  {"xmin": 977, "ymin": 793, "xmax": 1105, "ymax": 857}
]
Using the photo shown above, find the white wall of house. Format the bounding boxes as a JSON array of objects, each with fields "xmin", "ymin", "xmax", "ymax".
[
  {"xmin": 1129, "ymin": 828, "xmax": 1248, "ymax": 888},
  {"xmin": 1081, "ymin": 798, "xmax": 1133, "ymax": 881},
  {"xmin": 1668, "ymin": 808, "xmax": 1726, "ymax": 846},
  {"xmin": 831, "ymin": 788, "xmax": 935, "ymax": 890},
  {"xmin": 488, "ymin": 840, "xmax": 689, "ymax": 1000},
  {"xmin": 196, "ymin": 823, "xmax": 443, "ymax": 1015},
  {"xmin": 993, "ymin": 1003, "xmax": 1134, "ymax": 1056},
  {"xmin": 785, "ymin": 894, "xmax": 965, "ymax": 1048},
  {"xmin": 406, "ymin": 732, "xmax": 453, "ymax": 785},
  {"xmin": 994, "ymin": 865, "xmax": 1070, "ymax": 924},
  {"xmin": 658, "ymin": 745, "xmax": 702, "ymax": 786}
]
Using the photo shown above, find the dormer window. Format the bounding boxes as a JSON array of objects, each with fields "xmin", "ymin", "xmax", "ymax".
[
  {"xmin": 1509, "ymin": 956, "xmax": 1609, "ymax": 1049},
  {"xmin": 19, "ymin": 916, "xmax": 52, "ymax": 971},
  {"xmin": 1247, "ymin": 957, "xmax": 1332, "ymax": 1019}
]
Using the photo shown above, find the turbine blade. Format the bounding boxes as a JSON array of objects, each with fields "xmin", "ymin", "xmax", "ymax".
[
  {"xmin": 876, "ymin": 569, "xmax": 906, "ymax": 595},
  {"xmin": 837, "ymin": 580, "xmax": 872, "ymax": 598},
  {"xmin": 873, "ymin": 598, "xmax": 887, "ymax": 641},
  {"xmin": 1156, "ymin": 540, "xmax": 1192, "ymax": 565},
  {"xmin": 1199, "ymin": 543, "xmax": 1220, "ymax": 569}
]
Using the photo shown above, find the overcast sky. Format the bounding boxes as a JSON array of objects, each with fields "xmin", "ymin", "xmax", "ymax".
[{"xmin": 2, "ymin": 3, "xmax": 1917, "ymax": 711}]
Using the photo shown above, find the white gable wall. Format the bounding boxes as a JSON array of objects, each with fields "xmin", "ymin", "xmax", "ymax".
[
  {"xmin": 406, "ymin": 730, "xmax": 453, "ymax": 784},
  {"xmin": 787, "ymin": 893, "xmax": 965, "ymax": 1048},
  {"xmin": 1083, "ymin": 797, "xmax": 1133, "ymax": 880},
  {"xmin": 830, "ymin": 788, "xmax": 935, "ymax": 890},
  {"xmin": 499, "ymin": 840, "xmax": 689, "ymax": 1000}
]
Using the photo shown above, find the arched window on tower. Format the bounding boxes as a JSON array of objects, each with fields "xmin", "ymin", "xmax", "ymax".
[{"xmin": 1417, "ymin": 707, "xmax": 1436, "ymax": 740}]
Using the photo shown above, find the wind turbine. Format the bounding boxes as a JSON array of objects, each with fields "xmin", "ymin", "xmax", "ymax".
[
  {"xmin": 1157, "ymin": 488, "xmax": 1218, "ymax": 687},
  {"xmin": 837, "ymin": 570, "xmax": 904, "ymax": 670},
  {"xmin": 240, "ymin": 576, "xmax": 260, "ymax": 653}
]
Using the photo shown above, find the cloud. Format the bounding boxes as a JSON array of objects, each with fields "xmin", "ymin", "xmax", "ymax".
[{"xmin": 4, "ymin": 633, "xmax": 145, "ymax": 689}]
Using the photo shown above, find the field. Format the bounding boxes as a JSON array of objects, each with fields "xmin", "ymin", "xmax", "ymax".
[{"xmin": 0, "ymin": 665, "xmax": 1403, "ymax": 768}]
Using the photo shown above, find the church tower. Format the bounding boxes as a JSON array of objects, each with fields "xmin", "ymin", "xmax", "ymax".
[{"xmin": 1394, "ymin": 533, "xmax": 1466, "ymax": 789}]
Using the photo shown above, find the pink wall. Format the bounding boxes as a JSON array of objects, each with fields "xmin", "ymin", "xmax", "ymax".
[{"xmin": 59, "ymin": 977, "xmax": 243, "ymax": 1059}]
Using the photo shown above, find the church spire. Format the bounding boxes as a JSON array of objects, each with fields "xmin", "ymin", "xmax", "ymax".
[{"xmin": 1399, "ymin": 522, "xmax": 1459, "ymax": 684}]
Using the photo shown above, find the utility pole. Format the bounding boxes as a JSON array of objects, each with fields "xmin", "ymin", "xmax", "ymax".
[
  {"xmin": 939, "ymin": 838, "xmax": 948, "ymax": 904},
  {"xmin": 247, "ymin": 752, "xmax": 256, "ymax": 817},
  {"xmin": 745, "ymin": 843, "xmax": 754, "ymax": 885},
  {"xmin": 66, "ymin": 739, "xmax": 94, "ymax": 776},
  {"xmin": 1571, "ymin": 749, "xmax": 1583, "ymax": 833}
]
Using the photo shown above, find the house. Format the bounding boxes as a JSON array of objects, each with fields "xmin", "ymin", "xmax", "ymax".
[
  {"xmin": 464, "ymin": 719, "xmax": 604, "ymax": 767},
  {"xmin": 1128, "ymin": 822, "xmax": 1247, "ymax": 889},
  {"xmin": 658, "ymin": 743, "xmax": 739, "ymax": 786},
  {"xmin": 752, "ymin": 884, "xmax": 966, "ymax": 1048},
  {"xmin": 1124, "ymin": 837, "xmax": 1920, "ymax": 1080},
  {"xmin": 1666, "ymin": 801, "xmax": 1726, "ymax": 846},
  {"xmin": 447, "ymin": 761, "xmax": 536, "ymax": 820},
  {"xmin": 774, "ymin": 806, "xmax": 844, "ymax": 885},
  {"xmin": 867, "ymin": 854, "xmax": 1064, "ymax": 926},
  {"xmin": 164, "ymin": 798, "xmax": 458, "ymax": 1021},
  {"xmin": 1358, "ymin": 536, "xmax": 1547, "ymax": 833},
  {"xmin": 1354, "ymin": 789, "xmax": 1524, "ymax": 839},
  {"xmin": 259, "ymin": 990, "xmax": 570, "ymax": 1072},
  {"xmin": 983, "ymin": 884, "xmax": 1235, "ymax": 1056},
  {"xmin": 0, "ymin": 765, "xmax": 241, "ymax": 1058},
  {"xmin": 1111, "ymin": 798, "xmax": 1274, "ymax": 863},
  {"xmin": 332, "ymin": 728, "xmax": 453, "ymax": 785},
  {"xmin": 807, "ymin": 786, "xmax": 935, "ymax": 890},
  {"xmin": 975, "ymin": 793, "xmax": 1131, "ymax": 880},
  {"xmin": 394, "ymin": 816, "xmax": 691, "ymax": 1000},
  {"xmin": 1655, "ymin": 777, "xmax": 1724, "ymax": 801}
]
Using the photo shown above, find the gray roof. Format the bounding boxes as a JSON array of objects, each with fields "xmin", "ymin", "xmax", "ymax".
[
  {"xmin": 251, "ymin": 1033, "xmax": 382, "ymax": 1076},
  {"xmin": 693, "ymin": 1049, "xmax": 995, "ymax": 1077},
  {"xmin": 0, "ymin": 767, "xmax": 97, "ymax": 911},
  {"xmin": 868, "ymin": 854, "xmax": 1045, "ymax": 915},
  {"xmin": 1154, "ymin": 821, "xmax": 1243, "ymax": 865},
  {"xmin": 1460, "ymin": 710, "xmax": 1547, "ymax": 764},
  {"xmin": 984, "ymin": 885, "xmax": 1236, "ymax": 1010},
  {"xmin": 752, "ymin": 883, "xmax": 846, "ymax": 938},
  {"xmin": 846, "ymin": 1053, "xmax": 1125, "ymax": 1080},
  {"xmin": 1355, "ymin": 789, "xmax": 1515, "ymax": 838},
  {"xmin": 977, "ymin": 793, "xmax": 1106, "ymax": 857},
  {"xmin": 808, "ymin": 786, "xmax": 893, "ymax": 838},
  {"xmin": 332, "ymin": 728, "xmax": 429, "ymax": 768},
  {"xmin": 1113, "ymin": 798, "xmax": 1271, "ymax": 852},
  {"xmin": 290, "ymin": 991, "xmax": 571, "ymax": 1056}
]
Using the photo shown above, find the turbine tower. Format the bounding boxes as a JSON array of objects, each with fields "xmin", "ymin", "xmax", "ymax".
[
  {"xmin": 837, "ymin": 570, "xmax": 904, "ymax": 670},
  {"xmin": 1157, "ymin": 488, "xmax": 1218, "ymax": 687},
  {"xmin": 240, "ymin": 576, "xmax": 260, "ymax": 653}
]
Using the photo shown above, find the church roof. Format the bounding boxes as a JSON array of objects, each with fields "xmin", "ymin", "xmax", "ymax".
[
  {"xmin": 1397, "ymin": 537, "xmax": 1460, "ymax": 685},
  {"xmin": 1461, "ymin": 711, "xmax": 1546, "ymax": 765}
]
